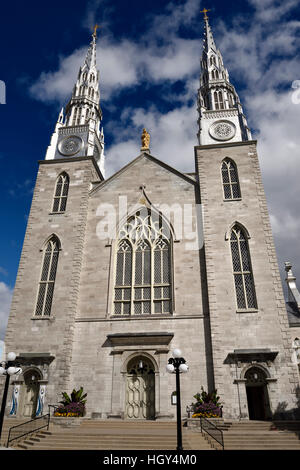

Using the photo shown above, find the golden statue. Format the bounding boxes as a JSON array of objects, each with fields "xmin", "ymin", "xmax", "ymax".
[{"xmin": 141, "ymin": 128, "xmax": 150, "ymax": 151}]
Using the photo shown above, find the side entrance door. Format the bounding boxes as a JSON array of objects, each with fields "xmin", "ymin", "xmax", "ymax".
[{"xmin": 22, "ymin": 372, "xmax": 39, "ymax": 418}]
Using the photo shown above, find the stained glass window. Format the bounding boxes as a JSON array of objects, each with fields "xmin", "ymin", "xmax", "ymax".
[
  {"xmin": 114, "ymin": 209, "xmax": 172, "ymax": 315},
  {"xmin": 52, "ymin": 173, "xmax": 69, "ymax": 213},
  {"xmin": 230, "ymin": 225, "xmax": 257, "ymax": 310},
  {"xmin": 35, "ymin": 237, "xmax": 60, "ymax": 316},
  {"xmin": 222, "ymin": 159, "xmax": 241, "ymax": 200}
]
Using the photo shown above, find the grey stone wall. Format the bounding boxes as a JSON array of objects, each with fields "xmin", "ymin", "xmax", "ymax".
[
  {"xmin": 195, "ymin": 141, "xmax": 299, "ymax": 418},
  {"xmin": 4, "ymin": 157, "xmax": 101, "ymax": 411},
  {"xmin": 70, "ymin": 154, "xmax": 212, "ymax": 417}
]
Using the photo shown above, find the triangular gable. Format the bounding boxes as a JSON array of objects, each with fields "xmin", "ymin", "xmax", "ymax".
[{"xmin": 90, "ymin": 152, "xmax": 198, "ymax": 195}]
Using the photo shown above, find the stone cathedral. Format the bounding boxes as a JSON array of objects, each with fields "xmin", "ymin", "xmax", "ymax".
[{"xmin": 3, "ymin": 15, "xmax": 300, "ymax": 423}]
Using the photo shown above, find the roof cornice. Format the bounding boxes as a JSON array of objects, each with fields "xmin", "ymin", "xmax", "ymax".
[{"xmin": 38, "ymin": 156, "xmax": 104, "ymax": 181}]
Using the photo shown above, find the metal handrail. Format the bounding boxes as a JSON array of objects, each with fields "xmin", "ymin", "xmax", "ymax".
[
  {"xmin": 48, "ymin": 404, "xmax": 60, "ymax": 414},
  {"xmin": 200, "ymin": 416, "xmax": 224, "ymax": 450},
  {"xmin": 6, "ymin": 412, "xmax": 50, "ymax": 448}
]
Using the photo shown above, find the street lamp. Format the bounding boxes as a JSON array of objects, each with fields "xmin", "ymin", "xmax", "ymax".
[
  {"xmin": 166, "ymin": 348, "xmax": 189, "ymax": 451},
  {"xmin": 0, "ymin": 352, "xmax": 22, "ymax": 443}
]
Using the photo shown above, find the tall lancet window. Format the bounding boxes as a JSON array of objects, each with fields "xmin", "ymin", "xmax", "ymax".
[
  {"xmin": 214, "ymin": 91, "xmax": 224, "ymax": 110},
  {"xmin": 221, "ymin": 159, "xmax": 241, "ymax": 200},
  {"xmin": 35, "ymin": 236, "xmax": 60, "ymax": 316},
  {"xmin": 230, "ymin": 225, "xmax": 257, "ymax": 310},
  {"xmin": 52, "ymin": 173, "xmax": 69, "ymax": 213},
  {"xmin": 114, "ymin": 209, "xmax": 172, "ymax": 316}
]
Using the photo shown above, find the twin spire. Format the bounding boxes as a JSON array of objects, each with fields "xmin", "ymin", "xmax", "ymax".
[{"xmin": 46, "ymin": 13, "xmax": 253, "ymax": 174}]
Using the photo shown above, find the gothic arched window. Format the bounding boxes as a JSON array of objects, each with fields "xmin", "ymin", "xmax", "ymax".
[
  {"xmin": 52, "ymin": 173, "xmax": 69, "ymax": 213},
  {"xmin": 221, "ymin": 159, "xmax": 241, "ymax": 200},
  {"xmin": 230, "ymin": 225, "xmax": 257, "ymax": 310},
  {"xmin": 35, "ymin": 236, "xmax": 60, "ymax": 316},
  {"xmin": 214, "ymin": 90, "xmax": 224, "ymax": 110},
  {"xmin": 114, "ymin": 209, "xmax": 172, "ymax": 316},
  {"xmin": 228, "ymin": 93, "xmax": 234, "ymax": 108},
  {"xmin": 72, "ymin": 107, "xmax": 78, "ymax": 126}
]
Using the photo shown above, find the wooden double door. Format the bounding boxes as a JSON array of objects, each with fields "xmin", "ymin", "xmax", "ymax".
[{"xmin": 125, "ymin": 357, "xmax": 155, "ymax": 420}]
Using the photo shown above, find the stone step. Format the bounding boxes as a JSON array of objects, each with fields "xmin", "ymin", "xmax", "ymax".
[
  {"xmin": 80, "ymin": 422, "xmax": 177, "ymax": 427},
  {"xmin": 18, "ymin": 444, "xmax": 195, "ymax": 450},
  {"xmin": 224, "ymin": 436, "xmax": 300, "ymax": 447},
  {"xmin": 12, "ymin": 422, "xmax": 213, "ymax": 451},
  {"xmin": 225, "ymin": 445, "xmax": 300, "ymax": 450},
  {"xmin": 200, "ymin": 419, "xmax": 300, "ymax": 451},
  {"xmin": 16, "ymin": 435, "xmax": 209, "ymax": 450},
  {"xmin": 21, "ymin": 436, "xmax": 192, "ymax": 442},
  {"xmin": 223, "ymin": 431, "xmax": 298, "ymax": 439}
]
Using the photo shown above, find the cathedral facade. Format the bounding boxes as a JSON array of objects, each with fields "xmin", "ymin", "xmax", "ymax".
[{"xmin": 2, "ymin": 16, "xmax": 299, "ymax": 422}]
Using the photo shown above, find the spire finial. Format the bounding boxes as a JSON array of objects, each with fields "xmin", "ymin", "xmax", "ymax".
[
  {"xmin": 200, "ymin": 8, "xmax": 211, "ymax": 20},
  {"xmin": 141, "ymin": 128, "xmax": 150, "ymax": 152},
  {"xmin": 93, "ymin": 24, "xmax": 99, "ymax": 38}
]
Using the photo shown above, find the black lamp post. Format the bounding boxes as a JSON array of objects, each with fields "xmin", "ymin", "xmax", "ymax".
[
  {"xmin": 166, "ymin": 349, "xmax": 189, "ymax": 451},
  {"xmin": 0, "ymin": 352, "xmax": 22, "ymax": 444}
]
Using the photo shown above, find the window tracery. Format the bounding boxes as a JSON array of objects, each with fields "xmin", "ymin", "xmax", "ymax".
[{"xmin": 114, "ymin": 209, "xmax": 172, "ymax": 315}]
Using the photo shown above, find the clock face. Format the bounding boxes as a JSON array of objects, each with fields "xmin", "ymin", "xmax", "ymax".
[
  {"xmin": 209, "ymin": 120, "xmax": 236, "ymax": 141},
  {"xmin": 58, "ymin": 135, "xmax": 84, "ymax": 156}
]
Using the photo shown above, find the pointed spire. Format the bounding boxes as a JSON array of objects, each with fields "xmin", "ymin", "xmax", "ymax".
[
  {"xmin": 45, "ymin": 27, "xmax": 105, "ymax": 175},
  {"xmin": 201, "ymin": 10, "xmax": 217, "ymax": 53},
  {"xmin": 197, "ymin": 10, "xmax": 252, "ymax": 145},
  {"xmin": 65, "ymin": 26, "xmax": 102, "ymax": 128},
  {"xmin": 84, "ymin": 26, "xmax": 98, "ymax": 70}
]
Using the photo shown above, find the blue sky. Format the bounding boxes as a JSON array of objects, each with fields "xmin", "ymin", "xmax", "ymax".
[{"xmin": 0, "ymin": 0, "xmax": 300, "ymax": 338}]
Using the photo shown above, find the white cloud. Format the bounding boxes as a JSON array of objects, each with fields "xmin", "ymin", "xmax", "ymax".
[
  {"xmin": 28, "ymin": 0, "xmax": 300, "ymax": 291},
  {"xmin": 0, "ymin": 282, "xmax": 13, "ymax": 340},
  {"xmin": 30, "ymin": 36, "xmax": 200, "ymax": 104},
  {"xmin": 30, "ymin": 49, "xmax": 84, "ymax": 104},
  {"xmin": 248, "ymin": 0, "xmax": 299, "ymax": 22},
  {"xmin": 215, "ymin": 2, "xmax": 300, "ymax": 287},
  {"xmin": 106, "ymin": 103, "xmax": 198, "ymax": 176}
]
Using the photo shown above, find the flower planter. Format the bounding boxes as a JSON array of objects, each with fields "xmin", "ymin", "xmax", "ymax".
[{"xmin": 192, "ymin": 412, "xmax": 221, "ymax": 419}]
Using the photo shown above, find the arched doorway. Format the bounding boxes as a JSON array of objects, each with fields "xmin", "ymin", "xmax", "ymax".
[
  {"xmin": 21, "ymin": 370, "xmax": 40, "ymax": 418},
  {"xmin": 245, "ymin": 367, "xmax": 271, "ymax": 420},
  {"xmin": 125, "ymin": 356, "xmax": 155, "ymax": 420}
]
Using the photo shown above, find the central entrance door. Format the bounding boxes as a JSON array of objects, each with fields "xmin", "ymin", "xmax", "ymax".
[{"xmin": 126, "ymin": 356, "xmax": 155, "ymax": 420}]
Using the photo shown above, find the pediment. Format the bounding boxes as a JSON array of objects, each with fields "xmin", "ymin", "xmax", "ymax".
[{"xmin": 90, "ymin": 152, "xmax": 198, "ymax": 196}]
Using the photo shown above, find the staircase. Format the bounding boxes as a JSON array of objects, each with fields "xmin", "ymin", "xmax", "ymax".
[
  {"xmin": 5, "ymin": 417, "xmax": 300, "ymax": 450},
  {"xmin": 7, "ymin": 419, "xmax": 213, "ymax": 450},
  {"xmin": 203, "ymin": 419, "xmax": 300, "ymax": 450},
  {"xmin": 0, "ymin": 419, "xmax": 29, "ymax": 448}
]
